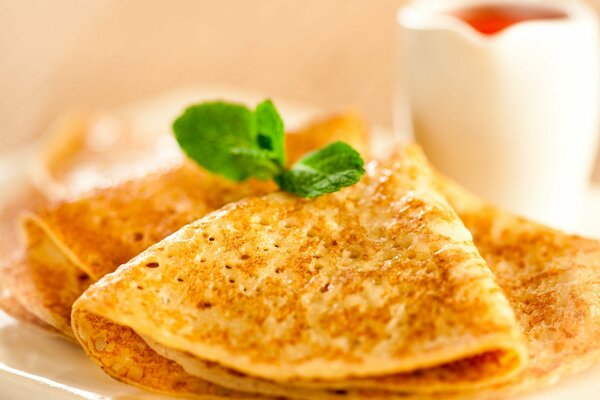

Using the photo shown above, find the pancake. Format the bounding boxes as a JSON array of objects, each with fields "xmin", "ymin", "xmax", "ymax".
[
  {"xmin": 0, "ymin": 256, "xmax": 60, "ymax": 335},
  {"xmin": 0, "ymin": 184, "xmax": 57, "ymax": 333},
  {"xmin": 71, "ymin": 144, "xmax": 527, "ymax": 398},
  {"xmin": 1, "ymin": 111, "xmax": 162, "ymax": 332},
  {"xmin": 7, "ymin": 104, "xmax": 599, "ymax": 398},
  {"xmin": 1, "ymin": 112, "xmax": 370, "ymax": 338},
  {"xmin": 437, "ymin": 177, "xmax": 600, "ymax": 397},
  {"xmin": 29, "ymin": 110, "xmax": 181, "ymax": 199}
]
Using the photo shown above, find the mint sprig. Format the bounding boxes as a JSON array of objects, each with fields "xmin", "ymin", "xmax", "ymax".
[
  {"xmin": 173, "ymin": 99, "xmax": 365, "ymax": 198},
  {"xmin": 275, "ymin": 142, "xmax": 365, "ymax": 198}
]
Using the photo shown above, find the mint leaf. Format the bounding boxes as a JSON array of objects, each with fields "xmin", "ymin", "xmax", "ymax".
[
  {"xmin": 229, "ymin": 147, "xmax": 281, "ymax": 180},
  {"xmin": 173, "ymin": 101, "xmax": 284, "ymax": 182},
  {"xmin": 274, "ymin": 141, "xmax": 365, "ymax": 198},
  {"xmin": 255, "ymin": 100, "xmax": 285, "ymax": 167},
  {"xmin": 173, "ymin": 102, "xmax": 257, "ymax": 181},
  {"xmin": 229, "ymin": 147, "xmax": 276, "ymax": 160},
  {"xmin": 172, "ymin": 100, "xmax": 366, "ymax": 197}
]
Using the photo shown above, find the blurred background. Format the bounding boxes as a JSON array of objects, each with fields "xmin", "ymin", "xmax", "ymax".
[
  {"xmin": 0, "ymin": 0, "xmax": 599, "ymax": 179},
  {"xmin": 0, "ymin": 0, "xmax": 398, "ymax": 152}
]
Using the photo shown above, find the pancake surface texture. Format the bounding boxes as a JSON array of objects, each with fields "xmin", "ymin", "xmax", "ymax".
[
  {"xmin": 4, "ymin": 105, "xmax": 599, "ymax": 399},
  {"xmin": 0, "ymin": 112, "xmax": 369, "ymax": 338},
  {"xmin": 72, "ymin": 145, "xmax": 526, "ymax": 398},
  {"xmin": 438, "ymin": 177, "xmax": 600, "ymax": 397}
]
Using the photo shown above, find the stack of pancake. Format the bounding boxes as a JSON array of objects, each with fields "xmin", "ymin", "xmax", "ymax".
[{"xmin": 1, "ymin": 108, "xmax": 599, "ymax": 399}]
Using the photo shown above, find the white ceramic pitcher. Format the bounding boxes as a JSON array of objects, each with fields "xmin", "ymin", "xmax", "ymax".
[{"xmin": 397, "ymin": 0, "xmax": 599, "ymax": 230}]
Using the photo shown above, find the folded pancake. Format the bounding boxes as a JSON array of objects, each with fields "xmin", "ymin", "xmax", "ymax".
[
  {"xmin": 71, "ymin": 144, "xmax": 527, "ymax": 398},
  {"xmin": 0, "ymin": 256, "xmax": 61, "ymax": 336},
  {"xmin": 0, "ymin": 184, "xmax": 57, "ymax": 332},
  {"xmin": 437, "ymin": 177, "xmax": 600, "ymax": 398},
  {"xmin": 1, "ymin": 111, "xmax": 166, "ymax": 332},
  {"xmin": 1, "ymin": 112, "xmax": 370, "ymax": 339}
]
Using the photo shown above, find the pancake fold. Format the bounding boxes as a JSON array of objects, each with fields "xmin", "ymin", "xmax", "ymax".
[
  {"xmin": 437, "ymin": 177, "xmax": 600, "ymax": 397},
  {"xmin": 3, "ymin": 108, "xmax": 600, "ymax": 399},
  {"xmin": 72, "ymin": 144, "xmax": 527, "ymax": 399},
  {"xmin": 0, "ymin": 112, "xmax": 369, "ymax": 338}
]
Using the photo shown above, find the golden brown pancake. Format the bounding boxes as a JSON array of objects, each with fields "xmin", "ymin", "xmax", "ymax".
[
  {"xmin": 0, "ymin": 184, "xmax": 56, "ymax": 333},
  {"xmin": 437, "ymin": 177, "xmax": 600, "ymax": 398},
  {"xmin": 1, "ymin": 112, "xmax": 370, "ymax": 338},
  {"xmin": 0, "ymin": 111, "xmax": 150, "ymax": 333},
  {"xmin": 0, "ymin": 257, "xmax": 60, "ymax": 335},
  {"xmin": 6, "ymin": 106, "xmax": 599, "ymax": 399},
  {"xmin": 71, "ymin": 145, "xmax": 526, "ymax": 398}
]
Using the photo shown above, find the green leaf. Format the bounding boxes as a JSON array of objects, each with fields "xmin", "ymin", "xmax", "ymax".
[
  {"xmin": 173, "ymin": 102, "xmax": 259, "ymax": 181},
  {"xmin": 255, "ymin": 99, "xmax": 286, "ymax": 167},
  {"xmin": 229, "ymin": 147, "xmax": 281, "ymax": 180},
  {"xmin": 172, "ymin": 99, "xmax": 365, "ymax": 197},
  {"xmin": 275, "ymin": 141, "xmax": 365, "ymax": 198}
]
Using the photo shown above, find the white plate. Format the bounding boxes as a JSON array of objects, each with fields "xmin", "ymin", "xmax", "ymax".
[{"xmin": 1, "ymin": 87, "xmax": 599, "ymax": 400}]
